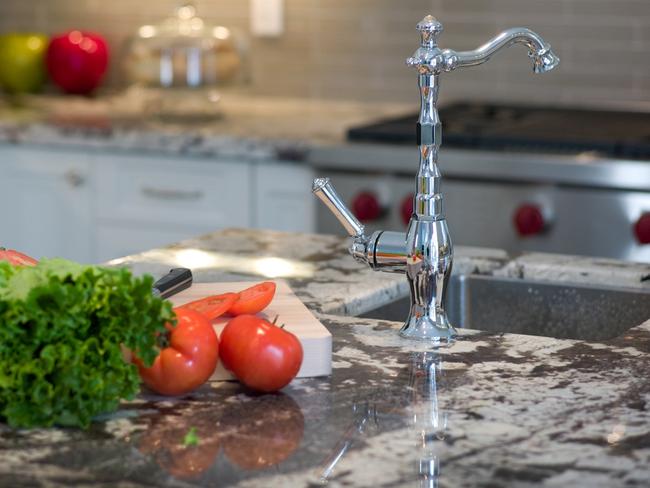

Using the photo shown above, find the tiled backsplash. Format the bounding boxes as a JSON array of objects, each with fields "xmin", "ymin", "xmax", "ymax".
[{"xmin": 1, "ymin": 0, "xmax": 648, "ymax": 107}]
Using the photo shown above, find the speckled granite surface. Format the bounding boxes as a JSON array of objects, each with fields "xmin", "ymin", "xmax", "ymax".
[
  {"xmin": 1, "ymin": 229, "xmax": 650, "ymax": 487},
  {"xmin": 0, "ymin": 90, "xmax": 411, "ymax": 160}
]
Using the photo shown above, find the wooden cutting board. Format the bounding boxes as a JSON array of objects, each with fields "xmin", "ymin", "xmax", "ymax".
[{"xmin": 168, "ymin": 281, "xmax": 332, "ymax": 380}]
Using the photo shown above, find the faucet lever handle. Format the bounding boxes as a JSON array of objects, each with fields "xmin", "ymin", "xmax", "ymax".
[{"xmin": 312, "ymin": 178, "xmax": 365, "ymax": 238}]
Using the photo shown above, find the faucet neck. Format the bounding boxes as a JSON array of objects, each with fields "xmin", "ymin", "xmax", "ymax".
[
  {"xmin": 414, "ymin": 73, "xmax": 443, "ymax": 219},
  {"xmin": 406, "ymin": 16, "xmax": 559, "ymax": 220}
]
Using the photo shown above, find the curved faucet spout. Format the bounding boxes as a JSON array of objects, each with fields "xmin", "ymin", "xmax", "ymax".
[{"xmin": 445, "ymin": 27, "xmax": 559, "ymax": 73}]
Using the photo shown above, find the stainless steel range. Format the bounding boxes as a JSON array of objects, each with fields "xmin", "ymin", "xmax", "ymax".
[{"xmin": 310, "ymin": 102, "xmax": 650, "ymax": 263}]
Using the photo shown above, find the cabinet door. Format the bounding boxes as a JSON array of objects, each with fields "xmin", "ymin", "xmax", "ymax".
[
  {"xmin": 253, "ymin": 162, "xmax": 316, "ymax": 232},
  {"xmin": 0, "ymin": 147, "xmax": 93, "ymax": 262}
]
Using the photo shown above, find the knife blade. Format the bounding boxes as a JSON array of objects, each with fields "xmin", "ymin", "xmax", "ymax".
[{"xmin": 152, "ymin": 268, "xmax": 193, "ymax": 299}]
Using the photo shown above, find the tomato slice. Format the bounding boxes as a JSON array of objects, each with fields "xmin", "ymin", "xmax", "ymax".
[
  {"xmin": 228, "ymin": 282, "xmax": 276, "ymax": 316},
  {"xmin": 178, "ymin": 292, "xmax": 238, "ymax": 321},
  {"xmin": 0, "ymin": 247, "xmax": 37, "ymax": 266}
]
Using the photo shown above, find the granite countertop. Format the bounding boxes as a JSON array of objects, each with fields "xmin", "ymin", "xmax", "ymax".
[
  {"xmin": 2, "ymin": 229, "xmax": 650, "ymax": 487},
  {"xmin": 0, "ymin": 89, "xmax": 412, "ymax": 160}
]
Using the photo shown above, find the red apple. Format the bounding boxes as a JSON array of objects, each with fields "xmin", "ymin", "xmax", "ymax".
[{"xmin": 46, "ymin": 31, "xmax": 109, "ymax": 95}]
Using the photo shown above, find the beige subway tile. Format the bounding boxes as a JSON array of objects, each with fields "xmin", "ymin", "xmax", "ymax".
[
  {"xmin": 565, "ymin": 0, "xmax": 650, "ymax": 17},
  {"xmin": 0, "ymin": 0, "xmax": 647, "ymax": 107}
]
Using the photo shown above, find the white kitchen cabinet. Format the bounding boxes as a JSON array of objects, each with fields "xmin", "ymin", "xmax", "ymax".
[
  {"xmin": 0, "ymin": 147, "xmax": 94, "ymax": 262},
  {"xmin": 253, "ymin": 161, "xmax": 315, "ymax": 233},
  {"xmin": 0, "ymin": 145, "xmax": 317, "ymax": 263}
]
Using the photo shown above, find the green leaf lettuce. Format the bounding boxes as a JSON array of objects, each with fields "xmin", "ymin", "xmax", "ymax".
[{"xmin": 0, "ymin": 259, "xmax": 173, "ymax": 428}]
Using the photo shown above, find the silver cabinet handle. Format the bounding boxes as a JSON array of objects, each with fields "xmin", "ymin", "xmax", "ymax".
[
  {"xmin": 64, "ymin": 169, "xmax": 86, "ymax": 188},
  {"xmin": 141, "ymin": 187, "xmax": 204, "ymax": 201}
]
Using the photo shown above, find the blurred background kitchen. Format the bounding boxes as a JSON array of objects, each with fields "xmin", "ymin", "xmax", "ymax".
[{"xmin": 0, "ymin": 0, "xmax": 649, "ymax": 264}]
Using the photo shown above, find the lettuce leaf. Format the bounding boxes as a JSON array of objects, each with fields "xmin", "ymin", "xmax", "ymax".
[{"xmin": 0, "ymin": 259, "xmax": 173, "ymax": 428}]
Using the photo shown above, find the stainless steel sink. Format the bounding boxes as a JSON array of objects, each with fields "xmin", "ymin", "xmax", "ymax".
[{"xmin": 360, "ymin": 275, "xmax": 650, "ymax": 341}]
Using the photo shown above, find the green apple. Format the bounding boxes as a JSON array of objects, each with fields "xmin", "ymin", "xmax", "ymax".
[{"xmin": 0, "ymin": 33, "xmax": 48, "ymax": 94}]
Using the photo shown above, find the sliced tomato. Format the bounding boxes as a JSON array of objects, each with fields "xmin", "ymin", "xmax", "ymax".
[
  {"xmin": 228, "ymin": 282, "xmax": 276, "ymax": 316},
  {"xmin": 178, "ymin": 292, "xmax": 238, "ymax": 321},
  {"xmin": 0, "ymin": 247, "xmax": 37, "ymax": 266}
]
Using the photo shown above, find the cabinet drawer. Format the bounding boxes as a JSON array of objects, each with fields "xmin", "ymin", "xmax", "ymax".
[{"xmin": 95, "ymin": 154, "xmax": 251, "ymax": 228}]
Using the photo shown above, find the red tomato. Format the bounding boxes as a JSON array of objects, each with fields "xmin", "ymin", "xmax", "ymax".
[
  {"xmin": 220, "ymin": 314, "xmax": 303, "ymax": 392},
  {"xmin": 0, "ymin": 247, "xmax": 37, "ymax": 266},
  {"xmin": 228, "ymin": 281, "xmax": 276, "ymax": 316},
  {"xmin": 136, "ymin": 308, "xmax": 219, "ymax": 396},
  {"xmin": 178, "ymin": 292, "xmax": 238, "ymax": 321}
]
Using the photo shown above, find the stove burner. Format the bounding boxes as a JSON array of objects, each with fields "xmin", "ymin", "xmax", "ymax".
[{"xmin": 347, "ymin": 103, "xmax": 650, "ymax": 160}]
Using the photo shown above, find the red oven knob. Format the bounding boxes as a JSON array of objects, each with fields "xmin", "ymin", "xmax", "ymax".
[
  {"xmin": 513, "ymin": 203, "xmax": 546, "ymax": 237},
  {"xmin": 401, "ymin": 194, "xmax": 414, "ymax": 226},
  {"xmin": 634, "ymin": 213, "xmax": 650, "ymax": 244},
  {"xmin": 351, "ymin": 191, "xmax": 382, "ymax": 222}
]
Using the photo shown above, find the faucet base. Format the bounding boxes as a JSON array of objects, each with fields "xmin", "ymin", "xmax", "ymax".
[{"xmin": 400, "ymin": 308, "xmax": 456, "ymax": 343}]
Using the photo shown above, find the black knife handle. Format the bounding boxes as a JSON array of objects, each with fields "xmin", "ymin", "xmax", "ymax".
[{"xmin": 152, "ymin": 268, "xmax": 193, "ymax": 299}]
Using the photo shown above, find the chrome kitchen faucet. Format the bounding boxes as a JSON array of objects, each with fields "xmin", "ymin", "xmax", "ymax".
[{"xmin": 313, "ymin": 16, "xmax": 559, "ymax": 342}]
